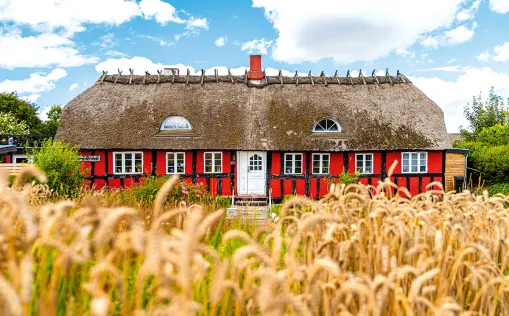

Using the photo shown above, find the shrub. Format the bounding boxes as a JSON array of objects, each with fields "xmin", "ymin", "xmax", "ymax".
[
  {"xmin": 133, "ymin": 176, "xmax": 210, "ymax": 206},
  {"xmin": 213, "ymin": 196, "xmax": 231, "ymax": 209},
  {"xmin": 28, "ymin": 139, "xmax": 85, "ymax": 197},
  {"xmin": 488, "ymin": 182, "xmax": 509, "ymax": 196},
  {"xmin": 326, "ymin": 169, "xmax": 360, "ymax": 186}
]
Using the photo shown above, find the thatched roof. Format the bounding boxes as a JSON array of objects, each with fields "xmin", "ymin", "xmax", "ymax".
[{"xmin": 56, "ymin": 72, "xmax": 451, "ymax": 151}]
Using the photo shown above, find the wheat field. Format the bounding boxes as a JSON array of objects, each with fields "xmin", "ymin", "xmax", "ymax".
[{"xmin": 2, "ymin": 165, "xmax": 509, "ymax": 316}]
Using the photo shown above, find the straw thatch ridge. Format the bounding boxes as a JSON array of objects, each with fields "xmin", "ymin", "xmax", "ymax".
[
  {"xmin": 98, "ymin": 73, "xmax": 410, "ymax": 86},
  {"xmin": 56, "ymin": 76, "xmax": 450, "ymax": 151}
]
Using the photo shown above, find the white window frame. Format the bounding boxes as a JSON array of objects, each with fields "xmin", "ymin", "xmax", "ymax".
[
  {"xmin": 113, "ymin": 152, "xmax": 143, "ymax": 175},
  {"xmin": 160, "ymin": 116, "xmax": 192, "ymax": 131},
  {"xmin": 355, "ymin": 153, "xmax": 374, "ymax": 174},
  {"xmin": 312, "ymin": 119, "xmax": 342, "ymax": 132},
  {"xmin": 312, "ymin": 153, "xmax": 330, "ymax": 174},
  {"xmin": 166, "ymin": 152, "xmax": 185, "ymax": 174},
  {"xmin": 402, "ymin": 152, "xmax": 428, "ymax": 174},
  {"xmin": 13, "ymin": 154, "xmax": 28, "ymax": 163},
  {"xmin": 204, "ymin": 152, "xmax": 222, "ymax": 174},
  {"xmin": 284, "ymin": 153, "xmax": 303, "ymax": 175}
]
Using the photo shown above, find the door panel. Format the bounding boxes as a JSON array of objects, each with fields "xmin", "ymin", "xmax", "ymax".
[{"xmin": 237, "ymin": 151, "xmax": 266, "ymax": 196}]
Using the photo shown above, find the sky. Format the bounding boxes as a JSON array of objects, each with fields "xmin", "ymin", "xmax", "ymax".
[{"xmin": 0, "ymin": 0, "xmax": 509, "ymax": 132}]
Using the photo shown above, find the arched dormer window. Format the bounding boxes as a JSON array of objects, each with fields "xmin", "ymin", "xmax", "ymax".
[
  {"xmin": 313, "ymin": 119, "xmax": 341, "ymax": 132},
  {"xmin": 160, "ymin": 116, "xmax": 192, "ymax": 130}
]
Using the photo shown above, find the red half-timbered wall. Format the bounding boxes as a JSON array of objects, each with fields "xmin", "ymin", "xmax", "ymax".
[{"xmin": 78, "ymin": 149, "xmax": 446, "ymax": 199}]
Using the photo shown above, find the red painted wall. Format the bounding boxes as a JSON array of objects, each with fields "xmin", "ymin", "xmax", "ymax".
[{"xmin": 80, "ymin": 149, "xmax": 446, "ymax": 197}]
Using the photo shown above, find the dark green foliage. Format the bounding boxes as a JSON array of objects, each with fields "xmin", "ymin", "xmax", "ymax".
[
  {"xmin": 326, "ymin": 169, "xmax": 360, "ymax": 186},
  {"xmin": 29, "ymin": 139, "xmax": 85, "ymax": 197},
  {"xmin": 488, "ymin": 182, "xmax": 509, "ymax": 196},
  {"xmin": 33, "ymin": 105, "xmax": 62, "ymax": 135},
  {"xmin": 456, "ymin": 89, "xmax": 509, "ymax": 184},
  {"xmin": 133, "ymin": 177, "xmax": 210, "ymax": 206},
  {"xmin": 458, "ymin": 124, "xmax": 509, "ymax": 182},
  {"xmin": 460, "ymin": 87, "xmax": 509, "ymax": 141},
  {"xmin": 0, "ymin": 92, "xmax": 41, "ymax": 129}
]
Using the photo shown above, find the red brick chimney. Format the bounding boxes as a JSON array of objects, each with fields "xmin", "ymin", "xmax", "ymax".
[{"xmin": 248, "ymin": 55, "xmax": 264, "ymax": 79}]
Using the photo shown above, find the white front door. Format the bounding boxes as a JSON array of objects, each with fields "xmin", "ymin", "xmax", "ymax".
[{"xmin": 237, "ymin": 151, "xmax": 266, "ymax": 196}]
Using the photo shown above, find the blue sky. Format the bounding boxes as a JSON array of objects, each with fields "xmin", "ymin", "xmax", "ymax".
[{"xmin": 1, "ymin": 0, "xmax": 509, "ymax": 131}]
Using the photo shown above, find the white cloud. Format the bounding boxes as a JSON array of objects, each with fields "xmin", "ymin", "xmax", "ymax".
[
  {"xmin": 420, "ymin": 22, "xmax": 477, "ymax": 49},
  {"xmin": 0, "ymin": 0, "xmax": 188, "ymax": 31},
  {"xmin": 174, "ymin": 16, "xmax": 209, "ymax": 40},
  {"xmin": 185, "ymin": 17, "xmax": 208, "ymax": 30},
  {"xmin": 139, "ymin": 0, "xmax": 185, "ymax": 25},
  {"xmin": 476, "ymin": 50, "xmax": 491, "ymax": 62},
  {"xmin": 106, "ymin": 50, "xmax": 129, "ymax": 57},
  {"xmin": 252, "ymin": 0, "xmax": 466, "ymax": 64},
  {"xmin": 0, "ymin": 30, "xmax": 98, "ymax": 68},
  {"xmin": 241, "ymin": 38, "xmax": 273, "ymax": 55},
  {"xmin": 69, "ymin": 83, "xmax": 78, "ymax": 92},
  {"xmin": 456, "ymin": 0, "xmax": 481, "ymax": 21},
  {"xmin": 493, "ymin": 42, "xmax": 509, "ymax": 62},
  {"xmin": 0, "ymin": 68, "xmax": 67, "ymax": 94},
  {"xmin": 94, "ymin": 33, "xmax": 117, "ymax": 49},
  {"xmin": 446, "ymin": 58, "xmax": 457, "ymax": 64},
  {"xmin": 21, "ymin": 94, "xmax": 41, "ymax": 103},
  {"xmin": 410, "ymin": 67, "xmax": 509, "ymax": 132},
  {"xmin": 421, "ymin": 36, "xmax": 439, "ymax": 49},
  {"xmin": 444, "ymin": 23, "xmax": 477, "ymax": 44},
  {"xmin": 490, "ymin": 0, "xmax": 509, "ymax": 13},
  {"xmin": 215, "ymin": 37, "xmax": 227, "ymax": 47}
]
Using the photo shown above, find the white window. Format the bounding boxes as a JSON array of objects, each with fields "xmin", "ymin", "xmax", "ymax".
[
  {"xmin": 313, "ymin": 119, "xmax": 341, "ymax": 132},
  {"xmin": 402, "ymin": 152, "xmax": 427, "ymax": 173},
  {"xmin": 312, "ymin": 154, "xmax": 330, "ymax": 174},
  {"xmin": 160, "ymin": 116, "xmax": 192, "ymax": 130},
  {"xmin": 167, "ymin": 152, "xmax": 185, "ymax": 174},
  {"xmin": 355, "ymin": 154, "xmax": 373, "ymax": 174},
  {"xmin": 13, "ymin": 154, "xmax": 28, "ymax": 163},
  {"xmin": 204, "ymin": 152, "xmax": 222, "ymax": 173},
  {"xmin": 284, "ymin": 153, "xmax": 303, "ymax": 174},
  {"xmin": 114, "ymin": 152, "xmax": 143, "ymax": 174}
]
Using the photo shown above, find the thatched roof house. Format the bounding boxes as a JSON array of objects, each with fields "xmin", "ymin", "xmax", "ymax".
[
  {"xmin": 57, "ymin": 66, "xmax": 450, "ymax": 152},
  {"xmin": 54, "ymin": 55, "xmax": 465, "ymax": 199}
]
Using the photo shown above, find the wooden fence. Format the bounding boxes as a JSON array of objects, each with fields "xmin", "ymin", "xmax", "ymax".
[{"xmin": 0, "ymin": 163, "xmax": 28, "ymax": 175}]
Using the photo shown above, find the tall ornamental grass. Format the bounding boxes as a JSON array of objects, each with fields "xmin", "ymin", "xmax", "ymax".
[{"xmin": 2, "ymin": 163, "xmax": 509, "ymax": 315}]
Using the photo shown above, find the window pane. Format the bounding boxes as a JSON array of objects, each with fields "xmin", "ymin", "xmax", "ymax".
[
  {"xmin": 205, "ymin": 153, "xmax": 212, "ymax": 160},
  {"xmin": 403, "ymin": 153, "xmax": 409, "ymax": 160},
  {"xmin": 411, "ymin": 165, "xmax": 418, "ymax": 172},
  {"xmin": 356, "ymin": 159, "xmax": 363, "ymax": 170},
  {"xmin": 295, "ymin": 166, "xmax": 302, "ymax": 174},
  {"xmin": 419, "ymin": 165, "xmax": 426, "ymax": 172},
  {"xmin": 168, "ymin": 155, "xmax": 175, "ymax": 173},
  {"xmin": 323, "ymin": 155, "xmax": 329, "ymax": 162},
  {"xmin": 215, "ymin": 165, "xmax": 221, "ymax": 173},
  {"xmin": 403, "ymin": 166, "xmax": 409, "ymax": 173},
  {"xmin": 313, "ymin": 167, "xmax": 320, "ymax": 174},
  {"xmin": 168, "ymin": 166, "xmax": 175, "ymax": 173},
  {"xmin": 365, "ymin": 165, "xmax": 372, "ymax": 174},
  {"xmin": 365, "ymin": 154, "xmax": 372, "ymax": 162}
]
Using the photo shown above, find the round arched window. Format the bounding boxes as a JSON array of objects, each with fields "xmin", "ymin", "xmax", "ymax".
[
  {"xmin": 160, "ymin": 116, "xmax": 192, "ymax": 130},
  {"xmin": 313, "ymin": 119, "xmax": 341, "ymax": 132}
]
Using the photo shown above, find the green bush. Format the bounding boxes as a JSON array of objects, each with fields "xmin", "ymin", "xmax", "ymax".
[
  {"xmin": 326, "ymin": 170, "xmax": 360, "ymax": 186},
  {"xmin": 132, "ymin": 177, "xmax": 211, "ymax": 206},
  {"xmin": 28, "ymin": 139, "xmax": 85, "ymax": 197},
  {"xmin": 8, "ymin": 175, "xmax": 15, "ymax": 187},
  {"xmin": 488, "ymin": 182, "xmax": 509, "ymax": 196},
  {"xmin": 213, "ymin": 196, "xmax": 231, "ymax": 209}
]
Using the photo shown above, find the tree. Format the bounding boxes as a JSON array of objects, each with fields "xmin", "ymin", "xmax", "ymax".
[
  {"xmin": 0, "ymin": 92, "xmax": 41, "ymax": 129},
  {"xmin": 28, "ymin": 139, "xmax": 85, "ymax": 197},
  {"xmin": 34, "ymin": 105, "xmax": 62, "ymax": 134},
  {"xmin": 0, "ymin": 112, "xmax": 29, "ymax": 135},
  {"xmin": 460, "ymin": 88, "xmax": 509, "ymax": 141}
]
